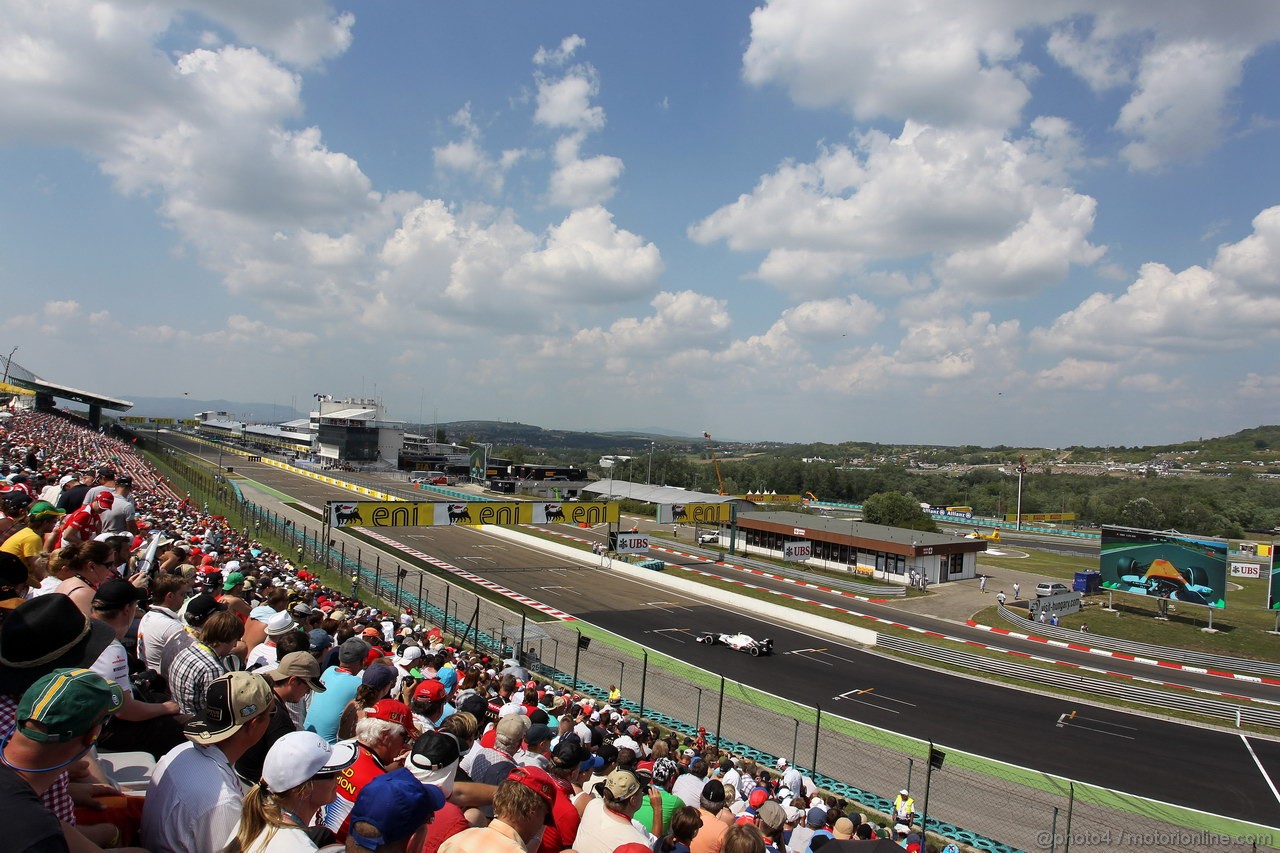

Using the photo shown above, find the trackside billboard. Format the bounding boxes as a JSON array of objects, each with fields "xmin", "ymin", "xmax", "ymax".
[{"xmin": 1100, "ymin": 526, "xmax": 1228, "ymax": 609}]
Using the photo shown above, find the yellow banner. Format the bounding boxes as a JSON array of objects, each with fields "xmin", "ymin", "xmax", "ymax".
[
  {"xmin": 740, "ymin": 493, "xmax": 802, "ymax": 503},
  {"xmin": 147, "ymin": 417, "xmax": 175, "ymax": 425},
  {"xmin": 181, "ymin": 419, "xmax": 201, "ymax": 426},
  {"xmin": 1004, "ymin": 512, "xmax": 1077, "ymax": 523},
  {"xmin": 0, "ymin": 382, "xmax": 33, "ymax": 396},
  {"xmin": 657, "ymin": 502, "xmax": 731, "ymax": 523},
  {"xmin": 121, "ymin": 416, "xmax": 147, "ymax": 424},
  {"xmin": 327, "ymin": 500, "xmax": 618, "ymax": 528}
]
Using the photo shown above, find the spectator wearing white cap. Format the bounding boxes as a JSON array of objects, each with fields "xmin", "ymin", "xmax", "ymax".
[
  {"xmin": 245, "ymin": 611, "xmax": 296, "ymax": 672},
  {"xmin": 225, "ymin": 731, "xmax": 357, "ymax": 853}
]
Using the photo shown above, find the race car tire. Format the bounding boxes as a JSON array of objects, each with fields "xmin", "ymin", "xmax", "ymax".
[{"xmin": 749, "ymin": 646, "xmax": 759, "ymax": 656}]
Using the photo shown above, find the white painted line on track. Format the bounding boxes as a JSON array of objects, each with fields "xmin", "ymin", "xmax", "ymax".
[{"xmin": 1241, "ymin": 735, "xmax": 1280, "ymax": 809}]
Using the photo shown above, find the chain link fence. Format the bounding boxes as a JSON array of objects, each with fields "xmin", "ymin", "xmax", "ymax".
[{"xmin": 154, "ymin": 449, "xmax": 1277, "ymax": 853}]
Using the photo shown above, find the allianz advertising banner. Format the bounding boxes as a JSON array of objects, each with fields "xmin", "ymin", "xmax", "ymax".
[
  {"xmin": 656, "ymin": 502, "xmax": 731, "ymax": 524},
  {"xmin": 327, "ymin": 500, "xmax": 618, "ymax": 528}
]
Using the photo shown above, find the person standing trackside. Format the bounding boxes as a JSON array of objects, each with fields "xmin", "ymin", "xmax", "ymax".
[
  {"xmin": 996, "ymin": 590, "xmax": 1006, "ymax": 606},
  {"xmin": 979, "ymin": 575, "xmax": 987, "ymax": 594},
  {"xmin": 1012, "ymin": 582, "xmax": 1021, "ymax": 600}
]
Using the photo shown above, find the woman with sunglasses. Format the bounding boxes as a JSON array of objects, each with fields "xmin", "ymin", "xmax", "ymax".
[
  {"xmin": 225, "ymin": 731, "xmax": 357, "ymax": 853},
  {"xmin": 52, "ymin": 540, "xmax": 115, "ymax": 616}
]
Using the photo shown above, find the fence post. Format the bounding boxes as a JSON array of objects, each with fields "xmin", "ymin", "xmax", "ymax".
[
  {"xmin": 792, "ymin": 719, "xmax": 799, "ymax": 767},
  {"xmin": 418, "ymin": 574, "xmax": 424, "ymax": 611},
  {"xmin": 812, "ymin": 703, "xmax": 821, "ymax": 776},
  {"xmin": 518, "ymin": 613, "xmax": 527, "ymax": 667},
  {"xmin": 639, "ymin": 651, "xmax": 648, "ymax": 719},
  {"xmin": 340, "ymin": 541, "xmax": 346, "ymax": 576},
  {"xmin": 376, "ymin": 561, "xmax": 382, "ymax": 594},
  {"xmin": 444, "ymin": 586, "xmax": 451, "ymax": 631},
  {"xmin": 715, "ymin": 676, "xmax": 725, "ymax": 750},
  {"xmin": 1064, "ymin": 782, "xmax": 1074, "ymax": 853}
]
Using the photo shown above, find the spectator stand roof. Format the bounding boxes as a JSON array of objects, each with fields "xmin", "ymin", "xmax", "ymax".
[{"xmin": 3, "ymin": 358, "xmax": 132, "ymax": 423}]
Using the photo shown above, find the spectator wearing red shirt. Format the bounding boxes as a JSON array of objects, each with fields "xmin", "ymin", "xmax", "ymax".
[{"xmin": 55, "ymin": 490, "xmax": 113, "ymax": 549}]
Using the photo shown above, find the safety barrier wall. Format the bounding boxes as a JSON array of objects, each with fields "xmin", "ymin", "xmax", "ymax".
[{"xmin": 997, "ymin": 606, "xmax": 1280, "ymax": 680}]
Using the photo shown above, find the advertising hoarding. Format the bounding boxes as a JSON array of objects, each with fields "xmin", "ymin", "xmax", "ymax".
[
  {"xmin": 783, "ymin": 541, "xmax": 812, "ymax": 561},
  {"xmin": 1099, "ymin": 525, "xmax": 1228, "ymax": 609},
  {"xmin": 610, "ymin": 532, "xmax": 651, "ymax": 554},
  {"xmin": 327, "ymin": 500, "xmax": 618, "ymax": 528},
  {"xmin": 656, "ymin": 502, "xmax": 731, "ymax": 524}
]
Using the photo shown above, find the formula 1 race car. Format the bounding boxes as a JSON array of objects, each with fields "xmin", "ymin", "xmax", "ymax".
[{"xmin": 696, "ymin": 631, "xmax": 774, "ymax": 656}]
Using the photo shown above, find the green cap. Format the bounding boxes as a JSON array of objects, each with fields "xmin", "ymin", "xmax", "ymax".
[
  {"xmin": 223, "ymin": 571, "xmax": 246, "ymax": 592},
  {"xmin": 17, "ymin": 668, "xmax": 123, "ymax": 743},
  {"xmin": 26, "ymin": 501, "xmax": 65, "ymax": 522}
]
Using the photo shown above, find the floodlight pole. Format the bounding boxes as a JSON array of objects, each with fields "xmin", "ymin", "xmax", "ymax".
[
  {"xmin": 2, "ymin": 346, "xmax": 16, "ymax": 384},
  {"xmin": 647, "ymin": 442, "xmax": 654, "ymax": 485},
  {"xmin": 1015, "ymin": 455, "xmax": 1028, "ymax": 531}
]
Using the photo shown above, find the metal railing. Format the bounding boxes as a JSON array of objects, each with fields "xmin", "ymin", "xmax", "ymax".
[
  {"xmin": 998, "ymin": 606, "xmax": 1280, "ymax": 680},
  {"xmin": 879, "ymin": 635, "xmax": 1280, "ymax": 727}
]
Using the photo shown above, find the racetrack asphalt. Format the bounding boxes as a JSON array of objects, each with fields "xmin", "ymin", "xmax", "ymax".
[{"xmin": 166, "ymin": 435, "xmax": 1280, "ymax": 827}]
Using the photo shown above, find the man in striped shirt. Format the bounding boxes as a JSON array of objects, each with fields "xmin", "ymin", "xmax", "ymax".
[{"xmin": 167, "ymin": 609, "xmax": 243, "ymax": 717}]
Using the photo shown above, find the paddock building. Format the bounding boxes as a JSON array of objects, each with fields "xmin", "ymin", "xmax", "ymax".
[{"xmin": 731, "ymin": 510, "xmax": 986, "ymax": 586}]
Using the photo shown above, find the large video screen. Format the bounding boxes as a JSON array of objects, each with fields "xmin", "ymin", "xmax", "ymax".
[{"xmin": 1100, "ymin": 526, "xmax": 1228, "ymax": 609}]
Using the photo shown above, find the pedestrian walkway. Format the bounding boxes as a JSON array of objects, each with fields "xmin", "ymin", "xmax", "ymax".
[{"xmin": 886, "ymin": 562, "xmax": 1046, "ymax": 623}]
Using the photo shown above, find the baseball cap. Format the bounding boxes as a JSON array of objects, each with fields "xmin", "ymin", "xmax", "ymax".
[
  {"xmin": 270, "ymin": 652, "xmax": 327, "ymax": 692},
  {"xmin": 398, "ymin": 645, "xmax": 423, "ymax": 665},
  {"xmin": 407, "ymin": 730, "xmax": 461, "ymax": 794},
  {"xmin": 550, "ymin": 737, "xmax": 589, "ymax": 770},
  {"xmin": 361, "ymin": 665, "xmax": 396, "ymax": 692},
  {"xmin": 185, "ymin": 593, "xmax": 226, "ymax": 627},
  {"xmin": 184, "ymin": 671, "xmax": 274, "ymax": 745},
  {"xmin": 366, "ymin": 699, "xmax": 417, "ymax": 737},
  {"xmin": 348, "ymin": 768, "xmax": 445, "ymax": 851},
  {"xmin": 525, "ymin": 723, "xmax": 554, "ymax": 746},
  {"xmin": 262, "ymin": 732, "xmax": 358, "ymax": 793},
  {"xmin": 833, "ymin": 817, "xmax": 855, "ymax": 839},
  {"xmin": 92, "ymin": 578, "xmax": 147, "ymax": 610},
  {"xmin": 412, "ymin": 679, "xmax": 447, "ymax": 704},
  {"xmin": 308, "ymin": 628, "xmax": 333, "ymax": 653},
  {"xmin": 508, "ymin": 765, "xmax": 557, "ymax": 814},
  {"xmin": 16, "ymin": 668, "xmax": 123, "ymax": 743},
  {"xmin": 339, "ymin": 637, "xmax": 371, "ymax": 667},
  {"xmin": 222, "ymin": 571, "xmax": 245, "ymax": 592},
  {"xmin": 806, "ymin": 807, "xmax": 827, "ymax": 828},
  {"xmin": 701, "ymin": 779, "xmax": 726, "ymax": 804},
  {"xmin": 26, "ymin": 501, "xmax": 65, "ymax": 522},
  {"xmin": 456, "ymin": 692, "xmax": 491, "ymax": 720},
  {"xmin": 604, "ymin": 769, "xmax": 642, "ymax": 800},
  {"xmin": 749, "ymin": 789, "xmax": 769, "ymax": 809},
  {"xmin": 759, "ymin": 800, "xmax": 787, "ymax": 833},
  {"xmin": 92, "ymin": 491, "xmax": 114, "ymax": 508}
]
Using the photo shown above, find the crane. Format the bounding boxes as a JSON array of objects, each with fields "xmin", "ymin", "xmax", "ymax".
[{"xmin": 703, "ymin": 431, "xmax": 726, "ymax": 495}]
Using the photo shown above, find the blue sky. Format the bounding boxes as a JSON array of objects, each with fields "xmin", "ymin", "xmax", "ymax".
[{"xmin": 3, "ymin": 1, "xmax": 1280, "ymax": 447}]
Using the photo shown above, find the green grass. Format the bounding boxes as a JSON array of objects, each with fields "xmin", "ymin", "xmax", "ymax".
[{"xmin": 978, "ymin": 545, "xmax": 1280, "ymax": 663}]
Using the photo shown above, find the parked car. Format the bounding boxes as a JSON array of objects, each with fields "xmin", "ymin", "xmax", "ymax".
[{"xmin": 1035, "ymin": 582, "xmax": 1070, "ymax": 597}]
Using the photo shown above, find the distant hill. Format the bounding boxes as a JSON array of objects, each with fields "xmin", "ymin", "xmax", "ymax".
[
  {"xmin": 426, "ymin": 420, "xmax": 700, "ymax": 452},
  {"xmin": 1065, "ymin": 425, "xmax": 1280, "ymax": 463},
  {"xmin": 123, "ymin": 396, "xmax": 306, "ymax": 423}
]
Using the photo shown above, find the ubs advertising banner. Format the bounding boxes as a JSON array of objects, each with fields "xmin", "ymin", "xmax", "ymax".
[
  {"xmin": 327, "ymin": 500, "xmax": 618, "ymax": 528},
  {"xmin": 609, "ymin": 532, "xmax": 651, "ymax": 554},
  {"xmin": 1100, "ymin": 526, "xmax": 1228, "ymax": 609}
]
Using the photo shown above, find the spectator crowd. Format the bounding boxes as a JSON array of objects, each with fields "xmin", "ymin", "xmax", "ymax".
[{"xmin": 0, "ymin": 407, "xmax": 941, "ymax": 853}]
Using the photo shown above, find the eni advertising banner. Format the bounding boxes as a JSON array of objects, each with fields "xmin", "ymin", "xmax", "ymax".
[
  {"xmin": 656, "ymin": 502, "xmax": 731, "ymax": 524},
  {"xmin": 1100, "ymin": 526, "xmax": 1228, "ymax": 609},
  {"xmin": 327, "ymin": 500, "xmax": 618, "ymax": 528}
]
